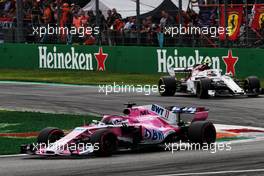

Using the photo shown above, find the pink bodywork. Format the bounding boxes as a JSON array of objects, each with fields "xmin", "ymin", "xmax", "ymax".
[{"xmin": 36, "ymin": 105, "xmax": 209, "ymax": 156}]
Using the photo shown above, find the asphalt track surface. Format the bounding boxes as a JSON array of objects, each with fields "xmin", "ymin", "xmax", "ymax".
[{"xmin": 0, "ymin": 82, "xmax": 263, "ymax": 176}]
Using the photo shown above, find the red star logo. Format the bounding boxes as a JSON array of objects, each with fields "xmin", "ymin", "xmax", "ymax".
[
  {"xmin": 94, "ymin": 47, "xmax": 108, "ymax": 71},
  {"xmin": 222, "ymin": 50, "xmax": 239, "ymax": 76}
]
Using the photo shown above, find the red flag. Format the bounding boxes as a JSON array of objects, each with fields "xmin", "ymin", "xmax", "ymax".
[
  {"xmin": 219, "ymin": 6, "xmax": 243, "ymax": 41},
  {"xmin": 0, "ymin": 17, "xmax": 14, "ymax": 22},
  {"xmin": 250, "ymin": 4, "xmax": 264, "ymax": 31}
]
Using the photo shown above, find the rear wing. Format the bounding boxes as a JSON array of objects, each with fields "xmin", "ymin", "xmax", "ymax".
[
  {"xmin": 168, "ymin": 67, "xmax": 193, "ymax": 77},
  {"xmin": 170, "ymin": 106, "xmax": 209, "ymax": 122},
  {"xmin": 171, "ymin": 106, "xmax": 208, "ymax": 113},
  {"xmin": 137, "ymin": 104, "xmax": 208, "ymax": 124},
  {"xmin": 173, "ymin": 68, "xmax": 193, "ymax": 73},
  {"xmin": 138, "ymin": 104, "xmax": 177, "ymax": 124}
]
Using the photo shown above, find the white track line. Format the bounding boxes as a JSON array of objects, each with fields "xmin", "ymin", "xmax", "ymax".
[
  {"xmin": 0, "ymin": 154, "xmax": 28, "ymax": 158},
  {"xmin": 0, "ymin": 81, "xmax": 97, "ymax": 88},
  {"xmin": 215, "ymin": 124, "xmax": 264, "ymax": 131},
  {"xmin": 156, "ymin": 169, "xmax": 264, "ymax": 176}
]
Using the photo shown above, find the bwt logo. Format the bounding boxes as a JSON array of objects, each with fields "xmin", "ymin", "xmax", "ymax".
[{"xmin": 151, "ymin": 104, "xmax": 165, "ymax": 116}]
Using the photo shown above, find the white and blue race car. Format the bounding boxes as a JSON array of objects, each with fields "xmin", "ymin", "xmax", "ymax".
[{"xmin": 159, "ymin": 65, "xmax": 262, "ymax": 98}]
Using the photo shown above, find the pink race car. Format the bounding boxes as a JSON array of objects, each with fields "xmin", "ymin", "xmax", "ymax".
[{"xmin": 21, "ymin": 104, "xmax": 216, "ymax": 157}]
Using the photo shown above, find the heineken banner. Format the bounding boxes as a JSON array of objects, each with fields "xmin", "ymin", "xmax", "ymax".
[{"xmin": 0, "ymin": 43, "xmax": 264, "ymax": 78}]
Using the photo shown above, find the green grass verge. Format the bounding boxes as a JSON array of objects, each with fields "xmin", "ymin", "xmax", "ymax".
[
  {"xmin": 0, "ymin": 138, "xmax": 36, "ymax": 155},
  {"xmin": 216, "ymin": 137, "xmax": 250, "ymax": 142},
  {"xmin": 0, "ymin": 69, "xmax": 164, "ymax": 85},
  {"xmin": 0, "ymin": 110, "xmax": 100, "ymax": 155},
  {"xmin": 0, "ymin": 69, "xmax": 263, "ymax": 87}
]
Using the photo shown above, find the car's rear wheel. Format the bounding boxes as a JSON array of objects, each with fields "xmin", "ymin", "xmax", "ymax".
[
  {"xmin": 158, "ymin": 76, "xmax": 177, "ymax": 96},
  {"xmin": 196, "ymin": 79, "xmax": 211, "ymax": 99},
  {"xmin": 188, "ymin": 121, "xmax": 216, "ymax": 145},
  {"xmin": 90, "ymin": 129, "xmax": 117, "ymax": 157},
  {"xmin": 37, "ymin": 127, "xmax": 64, "ymax": 144},
  {"xmin": 244, "ymin": 76, "xmax": 260, "ymax": 97}
]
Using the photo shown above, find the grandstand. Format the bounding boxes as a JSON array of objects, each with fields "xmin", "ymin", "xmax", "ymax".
[{"xmin": 0, "ymin": 0, "xmax": 263, "ymax": 48}]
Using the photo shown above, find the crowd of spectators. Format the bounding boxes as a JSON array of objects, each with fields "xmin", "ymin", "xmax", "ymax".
[{"xmin": 0, "ymin": 0, "xmax": 263, "ymax": 47}]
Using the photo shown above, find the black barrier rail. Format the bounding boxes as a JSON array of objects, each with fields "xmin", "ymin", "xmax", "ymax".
[{"xmin": 1, "ymin": 24, "xmax": 263, "ymax": 48}]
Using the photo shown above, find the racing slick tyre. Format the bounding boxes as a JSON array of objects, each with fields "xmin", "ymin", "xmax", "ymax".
[
  {"xmin": 196, "ymin": 78, "xmax": 211, "ymax": 99},
  {"xmin": 244, "ymin": 76, "xmax": 261, "ymax": 97},
  {"xmin": 158, "ymin": 76, "xmax": 177, "ymax": 96},
  {"xmin": 37, "ymin": 127, "xmax": 64, "ymax": 144},
  {"xmin": 188, "ymin": 121, "xmax": 216, "ymax": 145},
  {"xmin": 90, "ymin": 129, "xmax": 118, "ymax": 157}
]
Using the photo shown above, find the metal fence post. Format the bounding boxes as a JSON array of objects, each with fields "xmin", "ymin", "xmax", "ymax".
[
  {"xmin": 16, "ymin": 0, "xmax": 24, "ymax": 43},
  {"xmin": 178, "ymin": 0, "xmax": 183, "ymax": 46},
  {"xmin": 95, "ymin": 0, "xmax": 100, "ymax": 45},
  {"xmin": 136, "ymin": 0, "xmax": 140, "ymax": 45},
  {"xmin": 224, "ymin": 0, "xmax": 228, "ymax": 47},
  {"xmin": 218, "ymin": 0, "xmax": 221, "ymax": 48},
  {"xmin": 245, "ymin": 0, "xmax": 249, "ymax": 47}
]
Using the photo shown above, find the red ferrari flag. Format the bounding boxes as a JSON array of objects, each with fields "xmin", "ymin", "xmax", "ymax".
[
  {"xmin": 250, "ymin": 4, "xmax": 264, "ymax": 31},
  {"xmin": 219, "ymin": 6, "xmax": 243, "ymax": 41}
]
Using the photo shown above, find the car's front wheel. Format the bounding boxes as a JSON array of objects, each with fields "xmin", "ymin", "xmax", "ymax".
[
  {"xmin": 90, "ymin": 129, "xmax": 117, "ymax": 157},
  {"xmin": 37, "ymin": 127, "xmax": 64, "ymax": 144},
  {"xmin": 196, "ymin": 79, "xmax": 211, "ymax": 99},
  {"xmin": 158, "ymin": 76, "xmax": 177, "ymax": 96},
  {"xmin": 244, "ymin": 76, "xmax": 260, "ymax": 97}
]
